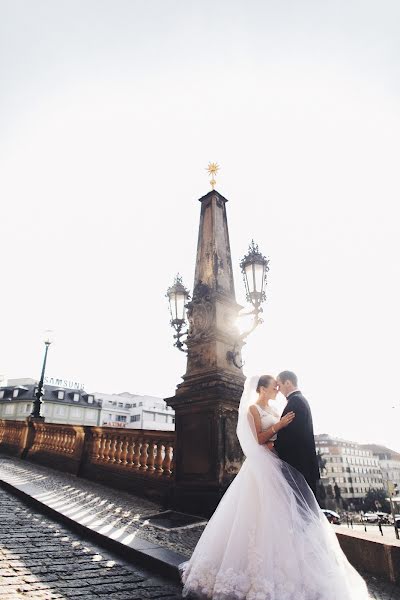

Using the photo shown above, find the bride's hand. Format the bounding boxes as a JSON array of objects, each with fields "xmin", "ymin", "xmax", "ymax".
[{"xmin": 278, "ymin": 411, "xmax": 295, "ymax": 429}]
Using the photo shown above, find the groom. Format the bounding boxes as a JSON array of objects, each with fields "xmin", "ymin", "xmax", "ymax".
[{"xmin": 274, "ymin": 370, "xmax": 320, "ymax": 497}]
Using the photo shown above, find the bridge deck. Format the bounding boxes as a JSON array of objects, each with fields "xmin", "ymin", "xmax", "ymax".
[{"xmin": 0, "ymin": 457, "xmax": 397, "ymax": 599}]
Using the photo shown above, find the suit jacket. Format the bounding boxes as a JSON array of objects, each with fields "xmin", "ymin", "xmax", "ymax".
[{"xmin": 274, "ymin": 391, "xmax": 320, "ymax": 496}]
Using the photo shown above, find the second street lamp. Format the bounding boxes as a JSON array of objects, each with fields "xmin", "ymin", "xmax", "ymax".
[
  {"xmin": 166, "ymin": 275, "xmax": 190, "ymax": 352},
  {"xmin": 226, "ymin": 240, "xmax": 269, "ymax": 368},
  {"xmin": 30, "ymin": 330, "xmax": 54, "ymax": 419}
]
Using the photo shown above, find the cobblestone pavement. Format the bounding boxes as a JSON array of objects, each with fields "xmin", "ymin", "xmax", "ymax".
[
  {"xmin": 0, "ymin": 485, "xmax": 182, "ymax": 599},
  {"xmin": 0, "ymin": 457, "xmax": 399, "ymax": 599},
  {"xmin": 0, "ymin": 458, "xmax": 203, "ymax": 557}
]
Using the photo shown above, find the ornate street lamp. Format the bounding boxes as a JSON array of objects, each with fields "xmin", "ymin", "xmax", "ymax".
[
  {"xmin": 226, "ymin": 240, "xmax": 269, "ymax": 368},
  {"xmin": 166, "ymin": 275, "xmax": 190, "ymax": 352},
  {"xmin": 30, "ymin": 330, "xmax": 54, "ymax": 419},
  {"xmin": 241, "ymin": 240, "xmax": 269, "ymax": 313}
]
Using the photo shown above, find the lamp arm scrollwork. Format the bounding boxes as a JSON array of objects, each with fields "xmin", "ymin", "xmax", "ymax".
[
  {"xmin": 226, "ymin": 308, "xmax": 264, "ymax": 369},
  {"xmin": 172, "ymin": 324, "xmax": 189, "ymax": 353}
]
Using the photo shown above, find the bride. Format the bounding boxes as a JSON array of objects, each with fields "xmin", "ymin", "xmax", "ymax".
[{"xmin": 180, "ymin": 375, "xmax": 369, "ymax": 600}]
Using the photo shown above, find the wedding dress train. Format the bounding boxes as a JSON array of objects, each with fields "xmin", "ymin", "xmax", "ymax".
[{"xmin": 181, "ymin": 377, "xmax": 369, "ymax": 600}]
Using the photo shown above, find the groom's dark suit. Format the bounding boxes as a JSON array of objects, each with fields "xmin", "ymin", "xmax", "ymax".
[{"xmin": 274, "ymin": 390, "xmax": 320, "ymax": 496}]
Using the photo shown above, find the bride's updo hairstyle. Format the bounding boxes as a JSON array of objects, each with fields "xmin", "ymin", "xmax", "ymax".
[{"xmin": 256, "ymin": 375, "xmax": 273, "ymax": 393}]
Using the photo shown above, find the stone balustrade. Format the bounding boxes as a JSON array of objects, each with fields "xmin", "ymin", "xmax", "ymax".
[
  {"xmin": 0, "ymin": 419, "xmax": 26, "ymax": 454},
  {"xmin": 86, "ymin": 428, "xmax": 174, "ymax": 477},
  {"xmin": 0, "ymin": 419, "xmax": 175, "ymax": 501}
]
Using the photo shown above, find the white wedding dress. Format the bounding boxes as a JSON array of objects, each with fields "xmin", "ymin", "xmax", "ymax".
[{"xmin": 180, "ymin": 376, "xmax": 369, "ymax": 600}]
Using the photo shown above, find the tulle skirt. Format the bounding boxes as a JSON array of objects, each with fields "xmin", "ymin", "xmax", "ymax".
[{"xmin": 180, "ymin": 448, "xmax": 369, "ymax": 600}]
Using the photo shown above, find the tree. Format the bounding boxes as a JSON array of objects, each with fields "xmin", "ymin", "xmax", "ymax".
[{"xmin": 363, "ymin": 488, "xmax": 390, "ymax": 513}]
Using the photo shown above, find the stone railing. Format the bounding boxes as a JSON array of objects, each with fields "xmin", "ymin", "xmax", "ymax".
[
  {"xmin": 0, "ymin": 419, "xmax": 175, "ymax": 502},
  {"xmin": 85, "ymin": 428, "xmax": 174, "ymax": 477},
  {"xmin": 0, "ymin": 419, "xmax": 27, "ymax": 454},
  {"xmin": 28, "ymin": 422, "xmax": 86, "ymax": 474}
]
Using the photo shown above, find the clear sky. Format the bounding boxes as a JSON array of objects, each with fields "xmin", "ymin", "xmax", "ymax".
[{"xmin": 1, "ymin": 1, "xmax": 399, "ymax": 451}]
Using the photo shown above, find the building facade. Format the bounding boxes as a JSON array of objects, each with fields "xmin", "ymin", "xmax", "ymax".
[
  {"xmin": 315, "ymin": 434, "xmax": 384, "ymax": 506},
  {"xmin": 0, "ymin": 379, "xmax": 175, "ymax": 431},
  {"xmin": 96, "ymin": 392, "xmax": 175, "ymax": 431},
  {"xmin": 0, "ymin": 381, "xmax": 101, "ymax": 426},
  {"xmin": 360, "ymin": 444, "xmax": 400, "ymax": 493}
]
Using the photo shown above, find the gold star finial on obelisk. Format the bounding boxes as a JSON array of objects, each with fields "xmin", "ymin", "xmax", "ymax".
[{"xmin": 206, "ymin": 162, "xmax": 220, "ymax": 190}]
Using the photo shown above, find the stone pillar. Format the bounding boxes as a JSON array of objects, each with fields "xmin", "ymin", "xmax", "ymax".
[
  {"xmin": 166, "ymin": 190, "xmax": 245, "ymax": 517},
  {"xmin": 20, "ymin": 417, "xmax": 42, "ymax": 459}
]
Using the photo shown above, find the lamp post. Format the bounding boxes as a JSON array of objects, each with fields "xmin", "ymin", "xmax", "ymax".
[
  {"xmin": 226, "ymin": 240, "xmax": 269, "ymax": 368},
  {"xmin": 165, "ymin": 166, "xmax": 270, "ymax": 515},
  {"xmin": 166, "ymin": 275, "xmax": 190, "ymax": 352},
  {"xmin": 30, "ymin": 330, "xmax": 53, "ymax": 419},
  {"xmin": 167, "ymin": 241, "xmax": 269, "ymax": 363}
]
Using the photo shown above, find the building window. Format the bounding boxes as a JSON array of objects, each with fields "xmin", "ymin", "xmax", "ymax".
[
  {"xmin": 12, "ymin": 389, "xmax": 18, "ymax": 398},
  {"xmin": 0, "ymin": 391, "xmax": 4, "ymax": 399},
  {"xmin": 87, "ymin": 395, "xmax": 94, "ymax": 404},
  {"xmin": 71, "ymin": 407, "xmax": 82, "ymax": 418},
  {"xmin": 5, "ymin": 405, "xmax": 13, "ymax": 415},
  {"xmin": 172, "ymin": 417, "xmax": 175, "ymax": 424},
  {"xmin": 57, "ymin": 391, "xmax": 65, "ymax": 400},
  {"xmin": 116, "ymin": 415, "xmax": 127, "ymax": 422},
  {"xmin": 139, "ymin": 402, "xmax": 143, "ymax": 407},
  {"xmin": 130, "ymin": 415, "xmax": 140, "ymax": 422},
  {"xmin": 55, "ymin": 406, "xmax": 66, "ymax": 417},
  {"xmin": 132, "ymin": 403, "xmax": 136, "ymax": 408},
  {"xmin": 73, "ymin": 393, "xmax": 79, "ymax": 402}
]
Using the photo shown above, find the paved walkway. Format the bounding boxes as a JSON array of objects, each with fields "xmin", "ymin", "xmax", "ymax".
[
  {"xmin": 336, "ymin": 523, "xmax": 400, "ymax": 544},
  {"xmin": 0, "ymin": 457, "xmax": 399, "ymax": 599},
  {"xmin": 0, "ymin": 485, "xmax": 181, "ymax": 599},
  {"xmin": 0, "ymin": 457, "xmax": 201, "ymax": 557}
]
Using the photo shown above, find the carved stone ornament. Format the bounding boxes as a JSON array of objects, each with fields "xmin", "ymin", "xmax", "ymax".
[{"xmin": 187, "ymin": 282, "xmax": 215, "ymax": 342}]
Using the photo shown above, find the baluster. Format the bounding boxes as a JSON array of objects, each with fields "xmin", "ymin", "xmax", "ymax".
[
  {"xmin": 104, "ymin": 434, "xmax": 113, "ymax": 463},
  {"xmin": 119, "ymin": 436, "xmax": 129, "ymax": 466},
  {"xmin": 98, "ymin": 434, "xmax": 107, "ymax": 462},
  {"xmin": 50, "ymin": 429, "xmax": 57, "ymax": 452},
  {"xmin": 67, "ymin": 431, "xmax": 74, "ymax": 454},
  {"xmin": 42, "ymin": 428, "xmax": 48, "ymax": 451},
  {"xmin": 90, "ymin": 433, "xmax": 99, "ymax": 461},
  {"xmin": 109, "ymin": 435, "xmax": 117, "ymax": 463},
  {"xmin": 54, "ymin": 429, "xmax": 60, "ymax": 453},
  {"xmin": 132, "ymin": 439, "xmax": 141, "ymax": 470},
  {"xmin": 126, "ymin": 437, "xmax": 135, "ymax": 467},
  {"xmin": 139, "ymin": 440, "xmax": 148, "ymax": 472},
  {"xmin": 95, "ymin": 433, "xmax": 103, "ymax": 462},
  {"xmin": 147, "ymin": 441, "xmax": 155, "ymax": 473},
  {"xmin": 114, "ymin": 436, "xmax": 123, "ymax": 464},
  {"xmin": 57, "ymin": 430, "xmax": 65, "ymax": 453},
  {"xmin": 61, "ymin": 430, "xmax": 68, "ymax": 454},
  {"xmin": 154, "ymin": 441, "xmax": 164, "ymax": 476},
  {"xmin": 40, "ymin": 427, "xmax": 45, "ymax": 451},
  {"xmin": 71, "ymin": 430, "xmax": 78, "ymax": 455},
  {"xmin": 162, "ymin": 442, "xmax": 173, "ymax": 477}
]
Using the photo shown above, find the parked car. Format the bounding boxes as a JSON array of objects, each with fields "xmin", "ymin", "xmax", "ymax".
[
  {"xmin": 322, "ymin": 509, "xmax": 341, "ymax": 525},
  {"xmin": 362, "ymin": 512, "xmax": 379, "ymax": 523}
]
